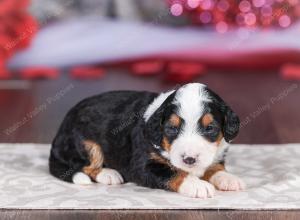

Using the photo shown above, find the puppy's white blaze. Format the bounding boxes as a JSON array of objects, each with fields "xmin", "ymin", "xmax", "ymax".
[
  {"xmin": 144, "ymin": 90, "xmax": 175, "ymax": 122},
  {"xmin": 72, "ymin": 172, "xmax": 92, "ymax": 185},
  {"xmin": 174, "ymin": 83, "xmax": 211, "ymax": 136},
  {"xmin": 178, "ymin": 174, "xmax": 215, "ymax": 198},
  {"xmin": 174, "ymin": 83, "xmax": 210, "ymax": 121}
]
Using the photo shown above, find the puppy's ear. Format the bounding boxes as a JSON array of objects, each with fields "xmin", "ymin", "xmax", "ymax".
[
  {"xmin": 222, "ymin": 105, "xmax": 240, "ymax": 142},
  {"xmin": 206, "ymin": 88, "xmax": 240, "ymax": 142},
  {"xmin": 145, "ymin": 92, "xmax": 176, "ymax": 145}
]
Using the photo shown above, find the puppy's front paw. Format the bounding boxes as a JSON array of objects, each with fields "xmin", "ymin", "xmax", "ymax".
[
  {"xmin": 209, "ymin": 171, "xmax": 246, "ymax": 191},
  {"xmin": 178, "ymin": 175, "xmax": 215, "ymax": 198}
]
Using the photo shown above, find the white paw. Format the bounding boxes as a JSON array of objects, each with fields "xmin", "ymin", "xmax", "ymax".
[
  {"xmin": 178, "ymin": 175, "xmax": 215, "ymax": 198},
  {"xmin": 72, "ymin": 172, "xmax": 92, "ymax": 185},
  {"xmin": 96, "ymin": 168, "xmax": 124, "ymax": 185},
  {"xmin": 209, "ymin": 171, "xmax": 246, "ymax": 191}
]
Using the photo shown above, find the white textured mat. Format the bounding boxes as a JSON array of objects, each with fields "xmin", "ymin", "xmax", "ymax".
[{"xmin": 0, "ymin": 144, "xmax": 299, "ymax": 210}]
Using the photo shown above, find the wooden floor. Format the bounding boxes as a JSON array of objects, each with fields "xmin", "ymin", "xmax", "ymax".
[
  {"xmin": 0, "ymin": 69, "xmax": 299, "ymax": 219},
  {"xmin": 1, "ymin": 209, "xmax": 300, "ymax": 220}
]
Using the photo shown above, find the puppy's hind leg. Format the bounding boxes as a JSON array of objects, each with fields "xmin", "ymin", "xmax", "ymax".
[
  {"xmin": 77, "ymin": 140, "xmax": 124, "ymax": 185},
  {"xmin": 73, "ymin": 140, "xmax": 103, "ymax": 185}
]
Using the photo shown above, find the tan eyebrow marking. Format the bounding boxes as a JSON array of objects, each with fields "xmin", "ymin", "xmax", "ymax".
[
  {"xmin": 201, "ymin": 113, "xmax": 214, "ymax": 127},
  {"xmin": 161, "ymin": 114, "xmax": 182, "ymax": 152},
  {"xmin": 201, "ymin": 113, "xmax": 224, "ymax": 145},
  {"xmin": 169, "ymin": 114, "xmax": 181, "ymax": 127}
]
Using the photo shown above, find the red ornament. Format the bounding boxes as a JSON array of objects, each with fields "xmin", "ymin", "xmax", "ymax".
[
  {"xmin": 280, "ymin": 63, "xmax": 300, "ymax": 80},
  {"xmin": 0, "ymin": 0, "xmax": 38, "ymax": 79},
  {"xmin": 71, "ymin": 66, "xmax": 105, "ymax": 80},
  {"xmin": 131, "ymin": 60, "xmax": 165, "ymax": 76},
  {"xmin": 20, "ymin": 67, "xmax": 59, "ymax": 79},
  {"xmin": 164, "ymin": 61, "xmax": 206, "ymax": 82}
]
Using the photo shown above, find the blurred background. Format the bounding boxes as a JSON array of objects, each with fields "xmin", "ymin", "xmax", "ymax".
[{"xmin": 0, "ymin": 0, "xmax": 299, "ymax": 144}]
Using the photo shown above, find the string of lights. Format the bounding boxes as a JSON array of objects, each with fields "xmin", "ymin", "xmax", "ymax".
[{"xmin": 168, "ymin": 0, "xmax": 300, "ymax": 32}]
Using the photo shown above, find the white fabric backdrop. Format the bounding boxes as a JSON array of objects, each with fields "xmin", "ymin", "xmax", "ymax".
[{"xmin": 8, "ymin": 18, "xmax": 300, "ymax": 69}]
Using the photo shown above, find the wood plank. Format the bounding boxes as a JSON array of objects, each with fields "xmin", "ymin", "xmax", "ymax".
[{"xmin": 0, "ymin": 210, "xmax": 299, "ymax": 220}]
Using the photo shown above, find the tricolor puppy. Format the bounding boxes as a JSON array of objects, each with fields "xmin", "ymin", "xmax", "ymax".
[{"xmin": 49, "ymin": 83, "xmax": 245, "ymax": 198}]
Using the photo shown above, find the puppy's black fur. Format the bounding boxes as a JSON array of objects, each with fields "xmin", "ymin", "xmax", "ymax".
[{"xmin": 49, "ymin": 88, "xmax": 239, "ymax": 191}]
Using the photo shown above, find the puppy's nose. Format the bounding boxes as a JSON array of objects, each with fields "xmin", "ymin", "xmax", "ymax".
[{"xmin": 183, "ymin": 156, "xmax": 196, "ymax": 165}]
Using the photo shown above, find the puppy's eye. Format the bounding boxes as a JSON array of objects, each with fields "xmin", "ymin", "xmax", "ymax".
[
  {"xmin": 164, "ymin": 126, "xmax": 179, "ymax": 136},
  {"xmin": 205, "ymin": 124, "xmax": 214, "ymax": 132}
]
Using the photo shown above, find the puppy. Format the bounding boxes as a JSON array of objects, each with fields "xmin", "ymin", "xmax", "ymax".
[{"xmin": 49, "ymin": 83, "xmax": 245, "ymax": 198}]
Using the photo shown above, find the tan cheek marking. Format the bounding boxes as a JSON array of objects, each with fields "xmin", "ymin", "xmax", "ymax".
[
  {"xmin": 82, "ymin": 140, "xmax": 104, "ymax": 180},
  {"xmin": 201, "ymin": 163, "xmax": 225, "ymax": 181},
  {"xmin": 161, "ymin": 136, "xmax": 172, "ymax": 152},
  {"xmin": 168, "ymin": 171, "xmax": 188, "ymax": 192},
  {"xmin": 201, "ymin": 113, "xmax": 214, "ymax": 127},
  {"xmin": 150, "ymin": 152, "xmax": 170, "ymax": 165},
  {"xmin": 216, "ymin": 133, "xmax": 223, "ymax": 146}
]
